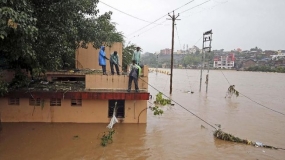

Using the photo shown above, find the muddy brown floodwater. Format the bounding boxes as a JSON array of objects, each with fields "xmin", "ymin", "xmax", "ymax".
[{"xmin": 1, "ymin": 69, "xmax": 285, "ymax": 160}]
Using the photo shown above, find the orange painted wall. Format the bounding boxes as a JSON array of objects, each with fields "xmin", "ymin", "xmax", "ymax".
[
  {"xmin": 75, "ymin": 42, "xmax": 123, "ymax": 71},
  {"xmin": 0, "ymin": 98, "xmax": 147, "ymax": 123}
]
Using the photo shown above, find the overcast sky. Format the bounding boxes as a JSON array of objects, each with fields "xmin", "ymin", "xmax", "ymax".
[{"xmin": 97, "ymin": 0, "xmax": 285, "ymax": 53}]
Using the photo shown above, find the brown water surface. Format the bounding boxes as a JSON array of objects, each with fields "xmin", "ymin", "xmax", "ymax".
[{"xmin": 1, "ymin": 69, "xmax": 285, "ymax": 160}]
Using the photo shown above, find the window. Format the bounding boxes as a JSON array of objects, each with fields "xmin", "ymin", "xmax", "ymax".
[
  {"xmin": 29, "ymin": 98, "xmax": 41, "ymax": 106},
  {"xmin": 8, "ymin": 98, "xmax": 19, "ymax": 105},
  {"xmin": 71, "ymin": 99, "xmax": 82, "ymax": 106},
  {"xmin": 108, "ymin": 100, "xmax": 125, "ymax": 118},
  {"xmin": 50, "ymin": 98, "xmax": 61, "ymax": 106}
]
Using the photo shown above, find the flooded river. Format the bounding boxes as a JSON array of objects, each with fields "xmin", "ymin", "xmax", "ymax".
[{"xmin": 1, "ymin": 69, "xmax": 285, "ymax": 160}]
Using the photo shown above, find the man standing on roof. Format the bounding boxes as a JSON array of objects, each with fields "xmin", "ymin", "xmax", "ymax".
[
  {"xmin": 132, "ymin": 47, "xmax": 141, "ymax": 65},
  {"xmin": 110, "ymin": 51, "xmax": 120, "ymax": 75},
  {"xmin": 127, "ymin": 60, "xmax": 141, "ymax": 93},
  {"xmin": 98, "ymin": 46, "xmax": 109, "ymax": 75}
]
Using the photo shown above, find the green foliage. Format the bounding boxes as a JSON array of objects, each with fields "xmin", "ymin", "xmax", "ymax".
[
  {"xmin": 151, "ymin": 106, "xmax": 164, "ymax": 116},
  {"xmin": 182, "ymin": 54, "xmax": 202, "ymax": 67},
  {"xmin": 101, "ymin": 129, "xmax": 115, "ymax": 147},
  {"xmin": 246, "ymin": 66, "xmax": 285, "ymax": 73},
  {"xmin": 150, "ymin": 92, "xmax": 171, "ymax": 116},
  {"xmin": 122, "ymin": 43, "xmax": 136, "ymax": 72},
  {"xmin": 1, "ymin": 0, "xmax": 124, "ymax": 76},
  {"xmin": 9, "ymin": 70, "xmax": 29, "ymax": 89},
  {"xmin": 155, "ymin": 92, "xmax": 171, "ymax": 106},
  {"xmin": 0, "ymin": 0, "xmax": 38, "ymax": 75},
  {"xmin": 141, "ymin": 53, "xmax": 158, "ymax": 68},
  {"xmin": 0, "ymin": 74, "xmax": 8, "ymax": 96}
]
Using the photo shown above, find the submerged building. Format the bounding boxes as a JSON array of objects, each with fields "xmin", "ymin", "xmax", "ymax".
[{"xmin": 0, "ymin": 43, "xmax": 150, "ymax": 123}]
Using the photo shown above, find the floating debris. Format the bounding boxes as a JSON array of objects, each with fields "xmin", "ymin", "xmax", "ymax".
[
  {"xmin": 73, "ymin": 135, "xmax": 79, "ymax": 140},
  {"xmin": 214, "ymin": 129, "xmax": 284, "ymax": 150}
]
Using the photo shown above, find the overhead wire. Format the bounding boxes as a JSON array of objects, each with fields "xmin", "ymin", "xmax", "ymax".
[
  {"xmin": 130, "ymin": 19, "xmax": 168, "ymax": 39},
  {"xmin": 181, "ymin": 0, "xmax": 228, "ymax": 18},
  {"xmin": 221, "ymin": 71, "xmax": 285, "ymax": 116},
  {"xmin": 180, "ymin": 0, "xmax": 212, "ymax": 14},
  {"xmin": 139, "ymin": 77, "xmax": 218, "ymax": 130},
  {"xmin": 99, "ymin": 0, "xmax": 157, "ymax": 24},
  {"xmin": 127, "ymin": 0, "xmax": 196, "ymax": 37}
]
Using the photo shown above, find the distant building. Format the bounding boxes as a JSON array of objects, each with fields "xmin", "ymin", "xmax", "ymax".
[
  {"xmin": 242, "ymin": 59, "xmax": 256, "ymax": 68},
  {"xmin": 160, "ymin": 48, "xmax": 171, "ymax": 54},
  {"xmin": 189, "ymin": 45, "xmax": 200, "ymax": 54},
  {"xmin": 264, "ymin": 50, "xmax": 277, "ymax": 57},
  {"xmin": 176, "ymin": 50, "xmax": 182, "ymax": 54},
  {"xmin": 213, "ymin": 53, "xmax": 235, "ymax": 69},
  {"xmin": 271, "ymin": 50, "xmax": 285, "ymax": 60}
]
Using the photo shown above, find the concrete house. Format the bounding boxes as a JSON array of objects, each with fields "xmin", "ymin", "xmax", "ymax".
[{"xmin": 0, "ymin": 43, "xmax": 150, "ymax": 123}]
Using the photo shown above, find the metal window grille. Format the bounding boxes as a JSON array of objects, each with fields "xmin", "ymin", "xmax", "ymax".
[
  {"xmin": 108, "ymin": 100, "xmax": 125, "ymax": 118},
  {"xmin": 71, "ymin": 99, "xmax": 82, "ymax": 106},
  {"xmin": 50, "ymin": 98, "xmax": 61, "ymax": 106},
  {"xmin": 29, "ymin": 98, "xmax": 41, "ymax": 106},
  {"xmin": 8, "ymin": 98, "xmax": 19, "ymax": 105}
]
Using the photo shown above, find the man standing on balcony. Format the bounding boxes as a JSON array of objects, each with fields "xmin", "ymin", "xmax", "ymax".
[
  {"xmin": 132, "ymin": 47, "xmax": 141, "ymax": 65},
  {"xmin": 110, "ymin": 51, "xmax": 120, "ymax": 75},
  {"xmin": 127, "ymin": 60, "xmax": 141, "ymax": 93},
  {"xmin": 98, "ymin": 46, "xmax": 109, "ymax": 75}
]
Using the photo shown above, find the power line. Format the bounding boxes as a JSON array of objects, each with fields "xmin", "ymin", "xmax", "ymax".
[
  {"xmin": 139, "ymin": 77, "xmax": 218, "ymax": 130},
  {"xmin": 173, "ymin": 0, "xmax": 195, "ymax": 11},
  {"xmin": 220, "ymin": 70, "xmax": 285, "ymax": 116},
  {"xmin": 127, "ymin": 15, "xmax": 168, "ymax": 37},
  {"xmin": 127, "ymin": 0, "xmax": 195, "ymax": 37},
  {"xmin": 180, "ymin": 0, "xmax": 212, "ymax": 14},
  {"xmin": 130, "ymin": 20, "xmax": 168, "ymax": 39},
  {"xmin": 194, "ymin": 36, "xmax": 203, "ymax": 46},
  {"xmin": 99, "ymin": 1, "xmax": 156, "ymax": 24},
  {"xmin": 181, "ymin": 0, "xmax": 228, "ymax": 18}
]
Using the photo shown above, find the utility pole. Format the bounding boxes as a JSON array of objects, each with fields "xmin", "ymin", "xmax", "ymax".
[
  {"xmin": 168, "ymin": 11, "xmax": 180, "ymax": 94},
  {"xmin": 206, "ymin": 32, "xmax": 213, "ymax": 93},
  {"xmin": 199, "ymin": 30, "xmax": 213, "ymax": 92}
]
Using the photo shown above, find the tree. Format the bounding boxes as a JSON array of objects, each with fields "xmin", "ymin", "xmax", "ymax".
[
  {"xmin": 0, "ymin": 0, "xmax": 38, "ymax": 74},
  {"xmin": 31, "ymin": 0, "xmax": 123, "ymax": 71},
  {"xmin": 122, "ymin": 43, "xmax": 136, "ymax": 72},
  {"xmin": 0, "ymin": 0, "xmax": 124, "ymax": 77}
]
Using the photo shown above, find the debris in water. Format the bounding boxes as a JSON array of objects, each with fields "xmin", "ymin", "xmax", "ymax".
[
  {"xmin": 214, "ymin": 129, "xmax": 284, "ymax": 150},
  {"xmin": 100, "ymin": 129, "xmax": 115, "ymax": 147},
  {"xmin": 225, "ymin": 85, "xmax": 239, "ymax": 98}
]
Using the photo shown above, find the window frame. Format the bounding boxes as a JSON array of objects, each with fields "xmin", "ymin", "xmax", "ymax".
[
  {"xmin": 8, "ymin": 98, "xmax": 20, "ymax": 105},
  {"xmin": 108, "ymin": 100, "xmax": 125, "ymax": 118},
  {"xmin": 71, "ymin": 99, "xmax": 82, "ymax": 107},
  {"xmin": 50, "ymin": 98, "xmax": 61, "ymax": 106},
  {"xmin": 29, "ymin": 98, "xmax": 41, "ymax": 106}
]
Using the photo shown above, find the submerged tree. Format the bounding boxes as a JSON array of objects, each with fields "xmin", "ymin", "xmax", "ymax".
[{"xmin": 225, "ymin": 85, "xmax": 239, "ymax": 98}]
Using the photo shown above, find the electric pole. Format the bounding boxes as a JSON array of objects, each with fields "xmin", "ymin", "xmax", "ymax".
[
  {"xmin": 199, "ymin": 30, "xmax": 213, "ymax": 92},
  {"xmin": 168, "ymin": 11, "xmax": 180, "ymax": 94}
]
